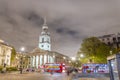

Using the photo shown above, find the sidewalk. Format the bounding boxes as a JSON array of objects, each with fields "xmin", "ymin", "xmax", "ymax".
[
  {"xmin": 79, "ymin": 78, "xmax": 110, "ymax": 80},
  {"xmin": 71, "ymin": 73, "xmax": 110, "ymax": 80},
  {"xmin": 0, "ymin": 71, "xmax": 32, "ymax": 75},
  {"xmin": 78, "ymin": 78, "xmax": 110, "ymax": 80}
]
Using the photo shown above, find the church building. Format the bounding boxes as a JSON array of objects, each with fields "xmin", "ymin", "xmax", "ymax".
[{"xmin": 28, "ymin": 18, "xmax": 70, "ymax": 68}]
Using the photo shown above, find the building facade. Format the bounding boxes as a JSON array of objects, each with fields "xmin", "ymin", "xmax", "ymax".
[
  {"xmin": 0, "ymin": 40, "xmax": 12, "ymax": 66},
  {"xmin": 98, "ymin": 33, "xmax": 120, "ymax": 49},
  {"xmin": 28, "ymin": 48, "xmax": 70, "ymax": 68}
]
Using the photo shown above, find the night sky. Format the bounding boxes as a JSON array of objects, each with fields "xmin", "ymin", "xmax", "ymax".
[{"xmin": 0, "ymin": 0, "xmax": 120, "ymax": 57}]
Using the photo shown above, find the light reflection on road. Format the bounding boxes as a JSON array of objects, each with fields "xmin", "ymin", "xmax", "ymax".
[{"xmin": 43, "ymin": 72, "xmax": 68, "ymax": 80}]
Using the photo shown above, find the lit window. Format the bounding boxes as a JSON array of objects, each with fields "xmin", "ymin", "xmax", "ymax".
[
  {"xmin": 107, "ymin": 38, "xmax": 109, "ymax": 41},
  {"xmin": 42, "ymin": 38, "xmax": 44, "ymax": 42},
  {"xmin": 102, "ymin": 39, "xmax": 104, "ymax": 41}
]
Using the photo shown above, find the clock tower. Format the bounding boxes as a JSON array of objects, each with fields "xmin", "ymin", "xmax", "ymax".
[{"xmin": 39, "ymin": 18, "xmax": 51, "ymax": 51}]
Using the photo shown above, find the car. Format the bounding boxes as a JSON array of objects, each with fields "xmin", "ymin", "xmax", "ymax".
[{"xmin": 26, "ymin": 68, "xmax": 35, "ymax": 72}]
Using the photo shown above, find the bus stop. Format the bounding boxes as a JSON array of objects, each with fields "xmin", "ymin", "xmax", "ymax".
[{"xmin": 107, "ymin": 54, "xmax": 120, "ymax": 80}]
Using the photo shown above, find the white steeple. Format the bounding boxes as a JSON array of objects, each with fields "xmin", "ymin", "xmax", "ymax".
[{"xmin": 39, "ymin": 17, "xmax": 51, "ymax": 51}]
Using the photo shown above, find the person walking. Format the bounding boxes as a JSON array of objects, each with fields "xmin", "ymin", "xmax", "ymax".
[
  {"xmin": 50, "ymin": 70, "xmax": 53, "ymax": 75},
  {"xmin": 66, "ymin": 69, "xmax": 70, "ymax": 76}
]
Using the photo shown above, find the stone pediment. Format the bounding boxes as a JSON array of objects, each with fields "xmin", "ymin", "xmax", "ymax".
[
  {"xmin": 29, "ymin": 48, "xmax": 48, "ymax": 56},
  {"xmin": 31, "ymin": 48, "xmax": 44, "ymax": 53}
]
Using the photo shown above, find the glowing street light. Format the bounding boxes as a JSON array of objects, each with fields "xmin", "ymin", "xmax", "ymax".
[
  {"xmin": 80, "ymin": 54, "xmax": 84, "ymax": 58},
  {"xmin": 20, "ymin": 47, "xmax": 25, "ymax": 52},
  {"xmin": 63, "ymin": 57, "xmax": 66, "ymax": 59},
  {"xmin": 69, "ymin": 61, "xmax": 71, "ymax": 63},
  {"xmin": 19, "ymin": 46, "xmax": 25, "ymax": 74},
  {"xmin": 71, "ymin": 57, "xmax": 76, "ymax": 61}
]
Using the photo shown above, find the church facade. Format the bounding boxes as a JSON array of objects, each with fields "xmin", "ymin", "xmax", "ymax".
[
  {"xmin": 28, "ymin": 18, "xmax": 71, "ymax": 68},
  {"xmin": 28, "ymin": 48, "xmax": 70, "ymax": 68}
]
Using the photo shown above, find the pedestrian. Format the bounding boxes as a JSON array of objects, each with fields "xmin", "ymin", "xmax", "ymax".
[
  {"xmin": 50, "ymin": 70, "xmax": 53, "ymax": 75},
  {"xmin": 20, "ymin": 67, "xmax": 23, "ymax": 74},
  {"xmin": 66, "ymin": 69, "xmax": 70, "ymax": 76}
]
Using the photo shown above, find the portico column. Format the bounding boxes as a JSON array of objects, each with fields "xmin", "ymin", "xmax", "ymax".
[
  {"xmin": 40, "ymin": 55, "xmax": 42, "ymax": 66},
  {"xmin": 30, "ymin": 56, "xmax": 32, "ymax": 67},
  {"xmin": 42, "ymin": 55, "xmax": 44, "ymax": 65},
  {"xmin": 36, "ymin": 56, "xmax": 39, "ymax": 68},
  {"xmin": 50, "ymin": 56, "xmax": 52, "ymax": 63},
  {"xmin": 38, "ymin": 56, "xmax": 40, "ymax": 67},
  {"xmin": 48, "ymin": 55, "xmax": 49, "ymax": 63},
  {"xmin": 44, "ymin": 55, "xmax": 47, "ymax": 64},
  {"xmin": 46, "ymin": 54, "xmax": 48, "ymax": 63},
  {"xmin": 34, "ymin": 56, "xmax": 36, "ymax": 68},
  {"xmin": 32, "ymin": 56, "xmax": 35, "ymax": 67}
]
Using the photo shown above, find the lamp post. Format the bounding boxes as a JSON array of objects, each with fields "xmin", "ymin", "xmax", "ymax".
[
  {"xmin": 71, "ymin": 57, "xmax": 76, "ymax": 67},
  {"xmin": 20, "ymin": 47, "xmax": 25, "ymax": 74},
  {"xmin": 80, "ymin": 54, "xmax": 84, "ymax": 58},
  {"xmin": 71, "ymin": 57, "xmax": 76, "ymax": 61}
]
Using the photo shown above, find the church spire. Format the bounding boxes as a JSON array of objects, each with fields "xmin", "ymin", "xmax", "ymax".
[
  {"xmin": 43, "ymin": 16, "xmax": 47, "ymax": 26},
  {"xmin": 42, "ymin": 16, "xmax": 48, "ymax": 30},
  {"xmin": 39, "ymin": 17, "xmax": 51, "ymax": 51}
]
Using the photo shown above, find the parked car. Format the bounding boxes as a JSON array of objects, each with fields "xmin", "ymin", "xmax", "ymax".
[{"xmin": 26, "ymin": 68, "xmax": 35, "ymax": 72}]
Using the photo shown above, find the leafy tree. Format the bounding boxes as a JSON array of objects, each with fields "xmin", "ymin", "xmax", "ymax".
[
  {"xmin": 78, "ymin": 37, "xmax": 117, "ymax": 64},
  {"xmin": 11, "ymin": 47, "xmax": 16, "ymax": 63}
]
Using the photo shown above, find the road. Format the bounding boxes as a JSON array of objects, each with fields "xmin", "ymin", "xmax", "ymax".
[
  {"xmin": 0, "ymin": 72, "xmax": 69, "ymax": 80},
  {"xmin": 0, "ymin": 72, "xmax": 110, "ymax": 80}
]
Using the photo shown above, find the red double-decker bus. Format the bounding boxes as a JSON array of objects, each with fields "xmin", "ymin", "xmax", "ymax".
[{"xmin": 44, "ymin": 63, "xmax": 66, "ymax": 73}]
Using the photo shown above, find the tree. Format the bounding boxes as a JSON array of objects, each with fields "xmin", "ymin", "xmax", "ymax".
[
  {"xmin": 11, "ymin": 47, "xmax": 17, "ymax": 64},
  {"xmin": 78, "ymin": 37, "xmax": 117, "ymax": 64}
]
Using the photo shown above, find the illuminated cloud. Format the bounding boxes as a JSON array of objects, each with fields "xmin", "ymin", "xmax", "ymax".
[{"xmin": 0, "ymin": 0, "xmax": 120, "ymax": 56}]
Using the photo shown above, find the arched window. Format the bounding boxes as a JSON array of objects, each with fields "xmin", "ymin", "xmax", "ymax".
[{"xmin": 41, "ymin": 45, "xmax": 44, "ymax": 47}]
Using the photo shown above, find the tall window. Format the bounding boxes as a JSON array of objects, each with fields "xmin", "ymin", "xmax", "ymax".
[
  {"xmin": 108, "ymin": 42, "xmax": 111, "ymax": 45},
  {"xmin": 113, "ymin": 37, "xmax": 116, "ymax": 42},
  {"xmin": 102, "ymin": 38, "xmax": 104, "ymax": 41},
  {"xmin": 42, "ymin": 38, "xmax": 44, "ymax": 42},
  {"xmin": 118, "ymin": 37, "xmax": 120, "ymax": 42},
  {"xmin": 47, "ymin": 38, "xmax": 49, "ymax": 43},
  {"xmin": 107, "ymin": 38, "xmax": 109, "ymax": 41}
]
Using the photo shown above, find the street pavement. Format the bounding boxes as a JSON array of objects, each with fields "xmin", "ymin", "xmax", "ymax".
[
  {"xmin": 79, "ymin": 78, "xmax": 109, "ymax": 80},
  {"xmin": 0, "ymin": 72, "xmax": 69, "ymax": 80},
  {"xmin": 75, "ymin": 73, "xmax": 110, "ymax": 80},
  {"xmin": 0, "ymin": 72, "xmax": 110, "ymax": 80}
]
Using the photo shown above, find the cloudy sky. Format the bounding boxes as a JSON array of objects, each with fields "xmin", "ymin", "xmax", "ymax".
[{"xmin": 0, "ymin": 0, "xmax": 120, "ymax": 57}]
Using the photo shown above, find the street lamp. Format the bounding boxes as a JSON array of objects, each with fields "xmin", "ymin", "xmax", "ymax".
[
  {"xmin": 20, "ymin": 47, "xmax": 25, "ymax": 52},
  {"xmin": 20, "ymin": 47, "xmax": 25, "ymax": 74},
  {"xmin": 63, "ymin": 57, "xmax": 66, "ymax": 59},
  {"xmin": 71, "ymin": 57, "xmax": 76, "ymax": 67},
  {"xmin": 80, "ymin": 54, "xmax": 84, "ymax": 58},
  {"xmin": 69, "ymin": 61, "xmax": 71, "ymax": 63},
  {"xmin": 71, "ymin": 57, "xmax": 76, "ymax": 61}
]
